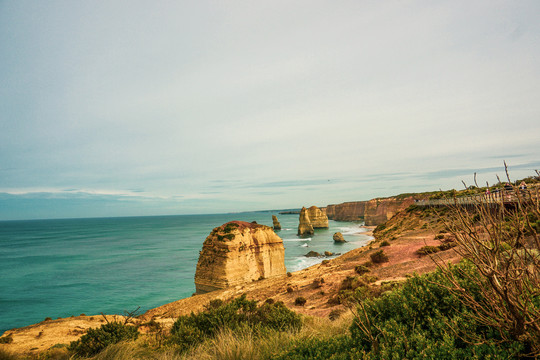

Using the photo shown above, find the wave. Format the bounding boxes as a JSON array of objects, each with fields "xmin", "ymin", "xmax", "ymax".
[
  {"xmin": 300, "ymin": 243, "xmax": 308, "ymax": 247},
  {"xmin": 339, "ymin": 225, "xmax": 365, "ymax": 235},
  {"xmin": 283, "ymin": 238, "xmax": 311, "ymax": 242},
  {"xmin": 286, "ymin": 256, "xmax": 324, "ymax": 272}
]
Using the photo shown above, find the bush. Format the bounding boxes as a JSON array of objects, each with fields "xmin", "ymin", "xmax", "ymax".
[
  {"xmin": 68, "ymin": 322, "xmax": 139, "ymax": 357},
  {"xmin": 328, "ymin": 309, "xmax": 343, "ymax": 321},
  {"xmin": 170, "ymin": 295, "xmax": 302, "ymax": 350},
  {"xmin": 370, "ymin": 250, "xmax": 389, "ymax": 264},
  {"xmin": 379, "ymin": 240, "xmax": 390, "ymax": 247},
  {"xmin": 354, "ymin": 265, "xmax": 370, "ymax": 275},
  {"xmin": 294, "ymin": 297, "xmax": 307, "ymax": 306},
  {"xmin": 349, "ymin": 262, "xmax": 524, "ymax": 359},
  {"xmin": 0, "ymin": 334, "xmax": 13, "ymax": 344},
  {"xmin": 416, "ymin": 245, "xmax": 441, "ymax": 255}
]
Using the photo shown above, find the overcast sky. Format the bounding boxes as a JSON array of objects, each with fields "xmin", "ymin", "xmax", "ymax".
[{"xmin": 1, "ymin": 1, "xmax": 539, "ymax": 220}]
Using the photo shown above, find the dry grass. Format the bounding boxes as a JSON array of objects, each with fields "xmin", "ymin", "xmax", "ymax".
[{"xmin": 76, "ymin": 312, "xmax": 354, "ymax": 360}]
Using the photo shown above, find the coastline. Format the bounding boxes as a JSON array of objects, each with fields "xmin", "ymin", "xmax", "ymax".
[{"xmin": 0, "ymin": 216, "xmax": 461, "ymax": 354}]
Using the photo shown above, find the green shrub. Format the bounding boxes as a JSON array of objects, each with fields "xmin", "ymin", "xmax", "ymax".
[
  {"xmin": 355, "ymin": 265, "xmax": 370, "ymax": 275},
  {"xmin": 294, "ymin": 297, "xmax": 307, "ymax": 306},
  {"xmin": 416, "ymin": 245, "xmax": 440, "ymax": 255},
  {"xmin": 379, "ymin": 240, "xmax": 390, "ymax": 247},
  {"xmin": 370, "ymin": 250, "xmax": 389, "ymax": 264},
  {"xmin": 349, "ymin": 262, "xmax": 524, "ymax": 359},
  {"xmin": 170, "ymin": 295, "xmax": 301, "ymax": 350},
  {"xmin": 68, "ymin": 322, "xmax": 139, "ymax": 357}
]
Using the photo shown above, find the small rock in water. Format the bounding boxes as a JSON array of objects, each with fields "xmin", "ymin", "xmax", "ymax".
[
  {"xmin": 304, "ymin": 250, "xmax": 321, "ymax": 257},
  {"xmin": 333, "ymin": 232, "xmax": 346, "ymax": 243},
  {"xmin": 324, "ymin": 251, "xmax": 333, "ymax": 257}
]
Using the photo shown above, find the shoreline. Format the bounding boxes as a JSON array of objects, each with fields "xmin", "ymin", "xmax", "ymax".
[{"xmin": 1, "ymin": 218, "xmax": 460, "ymax": 354}]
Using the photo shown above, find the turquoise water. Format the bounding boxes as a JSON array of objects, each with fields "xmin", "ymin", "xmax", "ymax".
[{"xmin": 0, "ymin": 211, "xmax": 370, "ymax": 334}]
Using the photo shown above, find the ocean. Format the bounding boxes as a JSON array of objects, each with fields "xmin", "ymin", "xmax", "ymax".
[{"xmin": 0, "ymin": 211, "xmax": 371, "ymax": 334}]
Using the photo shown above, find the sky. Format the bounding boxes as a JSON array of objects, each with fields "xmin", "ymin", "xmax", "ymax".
[{"xmin": 1, "ymin": 1, "xmax": 539, "ymax": 220}]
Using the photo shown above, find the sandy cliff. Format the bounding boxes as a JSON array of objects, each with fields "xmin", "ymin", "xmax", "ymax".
[
  {"xmin": 327, "ymin": 197, "xmax": 417, "ymax": 225},
  {"xmin": 194, "ymin": 221, "xmax": 286, "ymax": 294},
  {"xmin": 307, "ymin": 206, "xmax": 329, "ymax": 228},
  {"xmin": 297, "ymin": 207, "xmax": 314, "ymax": 236}
]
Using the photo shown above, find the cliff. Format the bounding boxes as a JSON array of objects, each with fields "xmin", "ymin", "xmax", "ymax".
[
  {"xmin": 307, "ymin": 206, "xmax": 329, "ymax": 228},
  {"xmin": 363, "ymin": 197, "xmax": 416, "ymax": 226},
  {"xmin": 326, "ymin": 201, "xmax": 366, "ymax": 221},
  {"xmin": 327, "ymin": 197, "xmax": 417, "ymax": 225},
  {"xmin": 297, "ymin": 207, "xmax": 314, "ymax": 236},
  {"xmin": 194, "ymin": 221, "xmax": 286, "ymax": 294}
]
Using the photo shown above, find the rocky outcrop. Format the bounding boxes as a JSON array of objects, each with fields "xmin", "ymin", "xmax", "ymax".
[
  {"xmin": 326, "ymin": 201, "xmax": 366, "ymax": 221},
  {"xmin": 363, "ymin": 197, "xmax": 416, "ymax": 226},
  {"xmin": 194, "ymin": 221, "xmax": 286, "ymax": 294},
  {"xmin": 306, "ymin": 206, "xmax": 329, "ymax": 228},
  {"xmin": 272, "ymin": 215, "xmax": 281, "ymax": 230},
  {"xmin": 327, "ymin": 197, "xmax": 418, "ymax": 225},
  {"xmin": 297, "ymin": 207, "xmax": 314, "ymax": 236},
  {"xmin": 333, "ymin": 232, "xmax": 346, "ymax": 243}
]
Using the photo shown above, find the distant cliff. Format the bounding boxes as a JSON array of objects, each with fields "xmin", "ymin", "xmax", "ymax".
[
  {"xmin": 327, "ymin": 196, "xmax": 418, "ymax": 225},
  {"xmin": 194, "ymin": 221, "xmax": 286, "ymax": 294}
]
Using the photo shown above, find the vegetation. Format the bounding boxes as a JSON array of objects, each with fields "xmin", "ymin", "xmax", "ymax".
[
  {"xmin": 169, "ymin": 295, "xmax": 302, "ymax": 351},
  {"xmin": 68, "ymin": 321, "xmax": 139, "ymax": 357},
  {"xmin": 369, "ymin": 250, "xmax": 388, "ymax": 264}
]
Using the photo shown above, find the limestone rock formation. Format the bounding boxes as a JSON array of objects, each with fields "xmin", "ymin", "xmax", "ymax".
[
  {"xmin": 363, "ymin": 197, "xmax": 416, "ymax": 226},
  {"xmin": 326, "ymin": 201, "xmax": 367, "ymax": 221},
  {"xmin": 305, "ymin": 250, "xmax": 321, "ymax": 257},
  {"xmin": 333, "ymin": 232, "xmax": 346, "ymax": 243},
  {"xmin": 194, "ymin": 221, "xmax": 286, "ymax": 294},
  {"xmin": 297, "ymin": 207, "xmax": 314, "ymax": 236},
  {"xmin": 307, "ymin": 206, "xmax": 329, "ymax": 228},
  {"xmin": 327, "ymin": 197, "xmax": 418, "ymax": 225},
  {"xmin": 272, "ymin": 215, "xmax": 281, "ymax": 230}
]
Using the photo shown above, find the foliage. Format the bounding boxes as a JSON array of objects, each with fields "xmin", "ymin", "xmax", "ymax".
[
  {"xmin": 354, "ymin": 265, "xmax": 370, "ymax": 275},
  {"xmin": 369, "ymin": 250, "xmax": 388, "ymax": 264},
  {"xmin": 169, "ymin": 295, "xmax": 302, "ymax": 351},
  {"xmin": 0, "ymin": 334, "xmax": 13, "ymax": 344},
  {"xmin": 379, "ymin": 240, "xmax": 390, "ymax": 247},
  {"xmin": 294, "ymin": 297, "xmax": 307, "ymax": 306},
  {"xmin": 435, "ymin": 168, "xmax": 540, "ymax": 356},
  {"xmin": 416, "ymin": 245, "xmax": 441, "ymax": 255},
  {"xmin": 68, "ymin": 321, "xmax": 139, "ymax": 357}
]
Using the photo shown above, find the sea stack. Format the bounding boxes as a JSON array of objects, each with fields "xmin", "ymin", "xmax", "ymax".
[
  {"xmin": 272, "ymin": 215, "xmax": 282, "ymax": 230},
  {"xmin": 333, "ymin": 232, "xmax": 346, "ymax": 243},
  {"xmin": 194, "ymin": 221, "xmax": 286, "ymax": 294},
  {"xmin": 307, "ymin": 206, "xmax": 329, "ymax": 228},
  {"xmin": 298, "ymin": 207, "xmax": 314, "ymax": 236}
]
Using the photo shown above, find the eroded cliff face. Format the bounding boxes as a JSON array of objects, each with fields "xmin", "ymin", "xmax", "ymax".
[
  {"xmin": 307, "ymin": 206, "xmax": 329, "ymax": 228},
  {"xmin": 297, "ymin": 207, "xmax": 314, "ymax": 236},
  {"xmin": 326, "ymin": 197, "xmax": 417, "ymax": 225},
  {"xmin": 363, "ymin": 197, "xmax": 416, "ymax": 226},
  {"xmin": 194, "ymin": 221, "xmax": 286, "ymax": 294},
  {"xmin": 326, "ymin": 202, "xmax": 366, "ymax": 221}
]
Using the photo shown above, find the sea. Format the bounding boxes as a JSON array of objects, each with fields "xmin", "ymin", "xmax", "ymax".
[{"xmin": 0, "ymin": 211, "xmax": 371, "ymax": 334}]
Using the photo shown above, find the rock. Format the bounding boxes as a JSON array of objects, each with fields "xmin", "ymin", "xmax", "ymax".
[
  {"xmin": 326, "ymin": 201, "xmax": 366, "ymax": 221},
  {"xmin": 272, "ymin": 215, "xmax": 281, "ymax": 230},
  {"xmin": 333, "ymin": 232, "xmax": 346, "ymax": 243},
  {"xmin": 307, "ymin": 206, "xmax": 329, "ymax": 228},
  {"xmin": 305, "ymin": 250, "xmax": 321, "ymax": 257},
  {"xmin": 326, "ymin": 197, "xmax": 418, "ymax": 225},
  {"xmin": 324, "ymin": 251, "xmax": 333, "ymax": 257},
  {"xmin": 194, "ymin": 221, "xmax": 286, "ymax": 294},
  {"xmin": 297, "ymin": 207, "xmax": 314, "ymax": 236}
]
